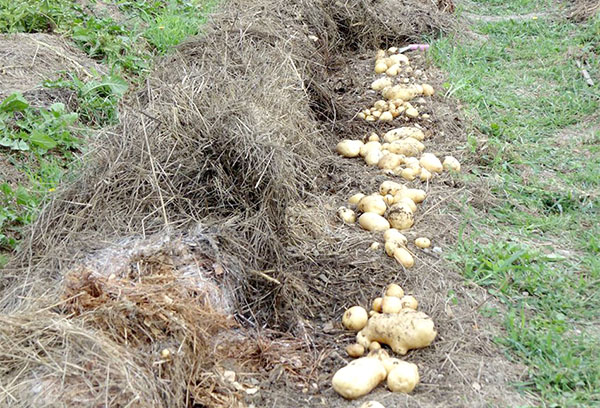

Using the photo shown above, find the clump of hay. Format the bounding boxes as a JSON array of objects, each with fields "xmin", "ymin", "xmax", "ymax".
[{"xmin": 568, "ymin": 0, "xmax": 600, "ymax": 21}]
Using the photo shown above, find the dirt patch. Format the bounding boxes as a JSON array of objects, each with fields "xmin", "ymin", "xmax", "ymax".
[
  {"xmin": 0, "ymin": 33, "xmax": 104, "ymax": 102},
  {"xmin": 1, "ymin": 0, "xmax": 532, "ymax": 406},
  {"xmin": 569, "ymin": 0, "xmax": 600, "ymax": 21}
]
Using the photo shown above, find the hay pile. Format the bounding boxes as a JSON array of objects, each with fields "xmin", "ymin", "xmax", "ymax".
[
  {"xmin": 0, "ymin": 0, "xmax": 458, "ymax": 406},
  {"xmin": 569, "ymin": 0, "xmax": 600, "ymax": 21}
]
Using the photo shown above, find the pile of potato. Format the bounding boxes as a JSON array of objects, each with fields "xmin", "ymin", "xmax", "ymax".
[
  {"xmin": 332, "ymin": 283, "xmax": 436, "ymax": 400},
  {"xmin": 338, "ymin": 181, "xmax": 431, "ymax": 268},
  {"xmin": 336, "ymin": 130, "xmax": 460, "ymax": 181},
  {"xmin": 358, "ymin": 48, "xmax": 434, "ymax": 122}
]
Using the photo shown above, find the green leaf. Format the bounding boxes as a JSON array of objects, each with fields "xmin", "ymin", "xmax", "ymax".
[
  {"xmin": 81, "ymin": 75, "xmax": 128, "ymax": 97},
  {"xmin": 29, "ymin": 130, "xmax": 58, "ymax": 150},
  {"xmin": 0, "ymin": 93, "xmax": 29, "ymax": 113},
  {"xmin": 0, "ymin": 137, "xmax": 29, "ymax": 151}
]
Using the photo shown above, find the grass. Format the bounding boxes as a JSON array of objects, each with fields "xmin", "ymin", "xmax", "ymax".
[
  {"xmin": 432, "ymin": 5, "xmax": 600, "ymax": 407},
  {"xmin": 0, "ymin": 0, "xmax": 216, "ymax": 253}
]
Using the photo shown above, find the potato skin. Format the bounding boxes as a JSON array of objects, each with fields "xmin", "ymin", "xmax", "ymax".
[{"xmin": 356, "ymin": 309, "xmax": 437, "ymax": 355}]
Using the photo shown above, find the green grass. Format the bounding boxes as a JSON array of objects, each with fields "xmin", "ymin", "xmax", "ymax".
[
  {"xmin": 0, "ymin": 0, "xmax": 217, "ymax": 252},
  {"xmin": 432, "ymin": 6, "xmax": 600, "ymax": 407}
]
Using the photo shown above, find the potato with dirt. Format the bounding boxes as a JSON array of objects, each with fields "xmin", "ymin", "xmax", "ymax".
[{"xmin": 356, "ymin": 309, "xmax": 437, "ymax": 355}]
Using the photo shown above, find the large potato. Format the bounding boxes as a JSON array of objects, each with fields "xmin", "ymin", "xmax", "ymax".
[
  {"xmin": 387, "ymin": 203, "xmax": 414, "ymax": 230},
  {"xmin": 332, "ymin": 355, "xmax": 387, "ymax": 399},
  {"xmin": 359, "ymin": 213, "xmax": 390, "ymax": 231},
  {"xmin": 358, "ymin": 195, "xmax": 387, "ymax": 215},
  {"xmin": 383, "ymin": 127, "xmax": 425, "ymax": 143}
]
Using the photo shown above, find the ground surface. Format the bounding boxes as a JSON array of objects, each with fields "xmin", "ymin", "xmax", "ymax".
[{"xmin": 0, "ymin": 0, "xmax": 598, "ymax": 407}]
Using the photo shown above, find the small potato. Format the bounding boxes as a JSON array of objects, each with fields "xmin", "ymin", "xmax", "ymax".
[
  {"xmin": 336, "ymin": 140, "xmax": 364, "ymax": 158},
  {"xmin": 343, "ymin": 306, "xmax": 369, "ymax": 331},
  {"xmin": 384, "ymin": 127, "xmax": 425, "ymax": 143},
  {"xmin": 337, "ymin": 207, "xmax": 356, "ymax": 224},
  {"xmin": 368, "ymin": 133, "xmax": 380, "ymax": 142},
  {"xmin": 415, "ymin": 237, "xmax": 431, "ymax": 248},
  {"xmin": 346, "ymin": 343, "xmax": 366, "ymax": 358},
  {"xmin": 396, "ymin": 197, "xmax": 417, "ymax": 212},
  {"xmin": 369, "ymin": 341, "xmax": 382, "ymax": 351},
  {"xmin": 400, "ymin": 295, "xmax": 418, "ymax": 310},
  {"xmin": 393, "ymin": 247, "xmax": 414, "ymax": 268},
  {"xmin": 384, "ymin": 240, "xmax": 400, "ymax": 257},
  {"xmin": 385, "ymin": 283, "xmax": 404, "ymax": 298},
  {"xmin": 420, "ymin": 167, "xmax": 433, "ymax": 181},
  {"xmin": 443, "ymin": 156, "xmax": 461, "ymax": 172},
  {"xmin": 387, "ymin": 361, "xmax": 420, "ymax": 393},
  {"xmin": 348, "ymin": 193, "xmax": 366, "ymax": 205},
  {"xmin": 386, "ymin": 64, "xmax": 400, "ymax": 77},
  {"xmin": 383, "ymin": 86, "xmax": 415, "ymax": 101},
  {"xmin": 364, "ymin": 149, "xmax": 384, "ymax": 166},
  {"xmin": 372, "ymin": 110, "xmax": 382, "ymax": 119},
  {"xmin": 372, "ymin": 297, "xmax": 383, "ymax": 312},
  {"xmin": 379, "ymin": 180, "xmax": 405, "ymax": 196},
  {"xmin": 374, "ymin": 100, "xmax": 387, "ymax": 111},
  {"xmin": 369, "ymin": 242, "xmax": 381, "ymax": 251},
  {"xmin": 420, "ymin": 153, "xmax": 443, "ymax": 173},
  {"xmin": 366, "ymin": 115, "xmax": 376, "ymax": 122},
  {"xmin": 359, "ymin": 213, "xmax": 390, "ymax": 231},
  {"xmin": 358, "ymin": 195, "xmax": 387, "ymax": 216},
  {"xmin": 381, "ymin": 296, "xmax": 403, "ymax": 313},
  {"xmin": 405, "ymin": 188, "xmax": 426, "ymax": 203},
  {"xmin": 422, "ymin": 83, "xmax": 435, "ymax": 96},
  {"xmin": 379, "ymin": 111, "xmax": 393, "ymax": 122},
  {"xmin": 405, "ymin": 107, "xmax": 419, "ymax": 118},
  {"xmin": 383, "ymin": 194, "xmax": 395, "ymax": 206},
  {"xmin": 375, "ymin": 61, "xmax": 388, "ymax": 74},
  {"xmin": 376, "ymin": 50, "xmax": 386, "ymax": 59},
  {"xmin": 360, "ymin": 141, "xmax": 382, "ymax": 157}
]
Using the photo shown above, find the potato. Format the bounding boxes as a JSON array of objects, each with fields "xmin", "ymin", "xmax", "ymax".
[
  {"xmin": 387, "ymin": 138, "xmax": 424, "ymax": 156},
  {"xmin": 348, "ymin": 193, "xmax": 366, "ymax": 205},
  {"xmin": 360, "ymin": 141, "xmax": 382, "ymax": 157},
  {"xmin": 389, "ymin": 53, "xmax": 409, "ymax": 65},
  {"xmin": 419, "ymin": 167, "xmax": 433, "ymax": 181},
  {"xmin": 443, "ymin": 155, "xmax": 461, "ymax": 172},
  {"xmin": 420, "ymin": 153, "xmax": 443, "ymax": 173},
  {"xmin": 337, "ymin": 207, "xmax": 356, "ymax": 224},
  {"xmin": 336, "ymin": 140, "xmax": 364, "ymax": 158},
  {"xmin": 374, "ymin": 100, "xmax": 387, "ymax": 111},
  {"xmin": 396, "ymin": 197, "xmax": 416, "ymax": 212},
  {"xmin": 359, "ymin": 213, "xmax": 390, "ymax": 231},
  {"xmin": 405, "ymin": 107, "xmax": 419, "ymax": 118},
  {"xmin": 343, "ymin": 306, "xmax": 369, "ymax": 331},
  {"xmin": 384, "ymin": 240, "xmax": 400, "ymax": 257},
  {"xmin": 404, "ymin": 188, "xmax": 426, "ymax": 203},
  {"xmin": 369, "ymin": 242, "xmax": 381, "ymax": 251},
  {"xmin": 359, "ymin": 401, "xmax": 385, "ymax": 408},
  {"xmin": 375, "ymin": 61, "xmax": 388, "ymax": 74},
  {"xmin": 376, "ymin": 50, "xmax": 386, "ymax": 59},
  {"xmin": 382, "ymin": 85, "xmax": 415, "ymax": 101},
  {"xmin": 368, "ymin": 133, "xmax": 380, "ymax": 142},
  {"xmin": 379, "ymin": 180, "xmax": 405, "ymax": 196},
  {"xmin": 332, "ymin": 355, "xmax": 387, "ymax": 399},
  {"xmin": 386, "ymin": 64, "xmax": 400, "ymax": 76},
  {"xmin": 400, "ymin": 168, "xmax": 418, "ymax": 181},
  {"xmin": 385, "ymin": 283, "xmax": 404, "ymax": 298},
  {"xmin": 372, "ymin": 110, "xmax": 382, "ymax": 119},
  {"xmin": 421, "ymin": 83, "xmax": 435, "ymax": 96},
  {"xmin": 383, "ymin": 127, "xmax": 425, "ymax": 143},
  {"xmin": 356, "ymin": 309, "xmax": 437, "ymax": 355},
  {"xmin": 415, "ymin": 237, "xmax": 431, "ymax": 248},
  {"xmin": 379, "ymin": 111, "xmax": 393, "ymax": 122},
  {"xmin": 382, "ymin": 357, "xmax": 403, "ymax": 375},
  {"xmin": 381, "ymin": 296, "xmax": 403, "ymax": 313},
  {"xmin": 383, "ymin": 229, "xmax": 407, "ymax": 246},
  {"xmin": 368, "ymin": 341, "xmax": 382, "ymax": 351},
  {"xmin": 387, "ymin": 361, "xmax": 420, "ymax": 393},
  {"xmin": 383, "ymin": 194, "xmax": 395, "ymax": 206},
  {"xmin": 404, "ymin": 157, "xmax": 420, "ymax": 168},
  {"xmin": 400, "ymin": 295, "xmax": 418, "ymax": 310},
  {"xmin": 387, "ymin": 203, "xmax": 414, "ymax": 230},
  {"xmin": 372, "ymin": 297, "xmax": 383, "ymax": 312},
  {"xmin": 371, "ymin": 77, "xmax": 392, "ymax": 91},
  {"xmin": 364, "ymin": 149, "xmax": 384, "ymax": 166},
  {"xmin": 346, "ymin": 343, "xmax": 366, "ymax": 358},
  {"xmin": 358, "ymin": 195, "xmax": 387, "ymax": 215},
  {"xmin": 393, "ymin": 247, "xmax": 414, "ymax": 268}
]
